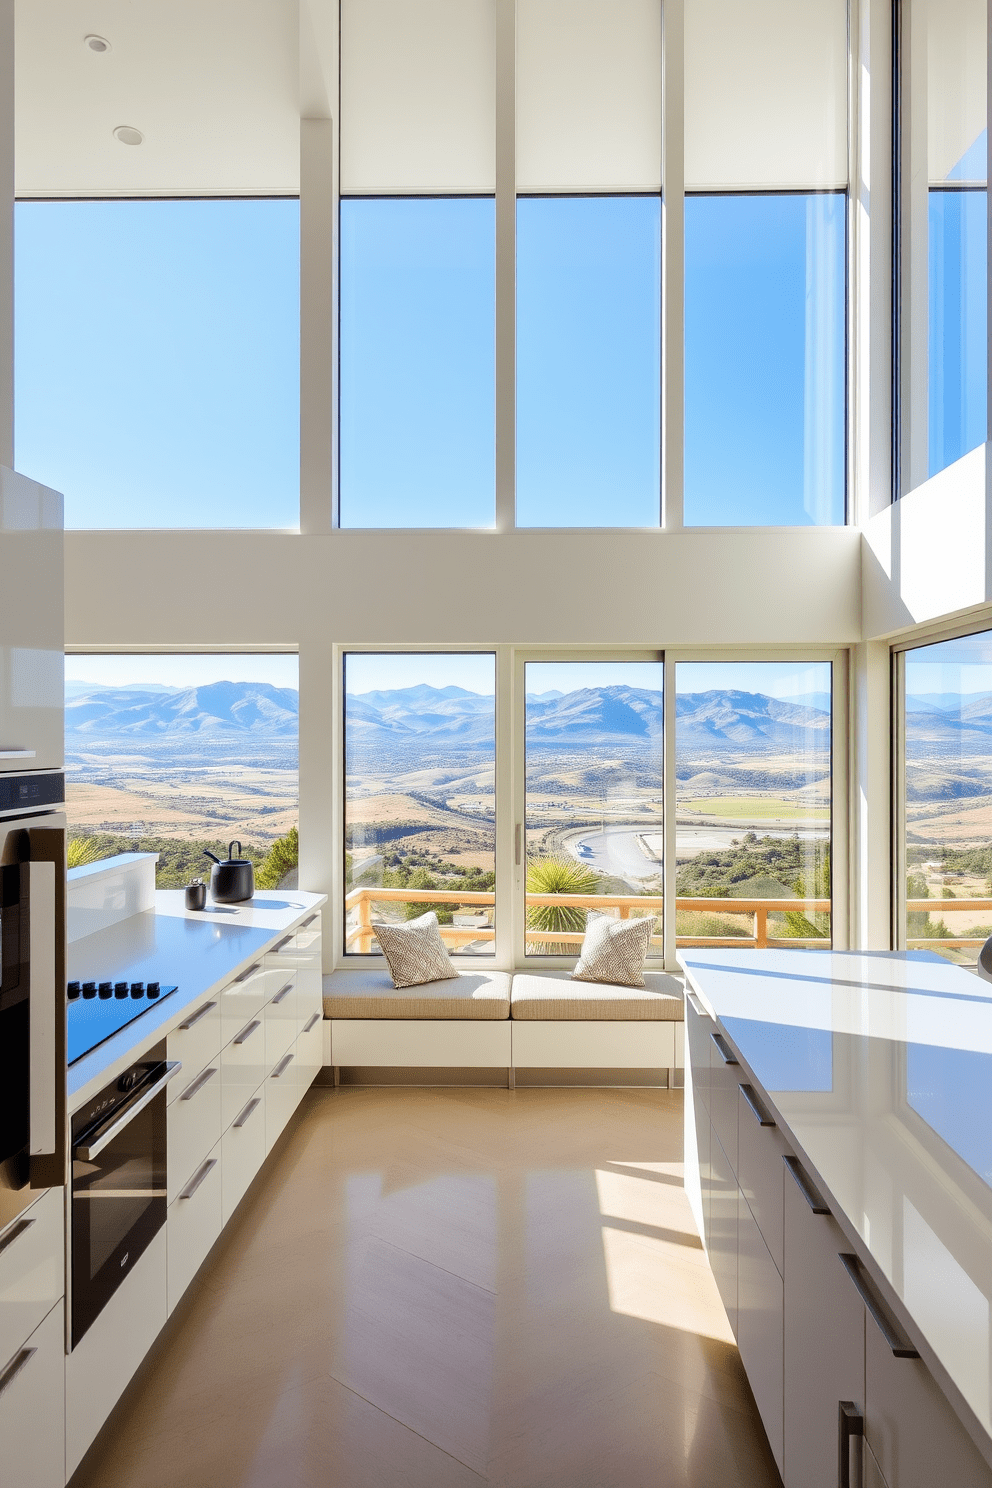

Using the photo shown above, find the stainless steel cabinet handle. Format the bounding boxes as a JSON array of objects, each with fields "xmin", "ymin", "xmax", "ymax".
[
  {"xmin": 302, "ymin": 1012, "xmax": 320, "ymax": 1034},
  {"xmin": 838, "ymin": 1401, "xmax": 863, "ymax": 1488},
  {"xmin": 233, "ymin": 1097, "xmax": 261, "ymax": 1129},
  {"xmin": 178, "ymin": 1157, "xmax": 217, "ymax": 1201},
  {"xmin": 234, "ymin": 962, "xmax": 262, "ymax": 983},
  {"xmin": 271, "ymin": 981, "xmax": 293, "ymax": 1006},
  {"xmin": 0, "ymin": 1216, "xmax": 35, "ymax": 1259},
  {"xmin": 839, "ymin": 1253, "xmax": 919, "ymax": 1358},
  {"xmin": 0, "ymin": 1347, "xmax": 36, "ymax": 1401},
  {"xmin": 233, "ymin": 1020, "xmax": 261, "ymax": 1046},
  {"xmin": 180, "ymin": 1067, "xmax": 218, "ymax": 1102},
  {"xmin": 739, "ymin": 1083, "xmax": 775, "ymax": 1127},
  {"xmin": 301, "ymin": 914, "xmax": 318, "ymax": 929},
  {"xmin": 179, "ymin": 1001, "xmax": 217, "ymax": 1031},
  {"xmin": 271, "ymin": 1053, "xmax": 294, "ymax": 1079},
  {"xmin": 686, "ymin": 991, "xmax": 708, "ymax": 1019},
  {"xmin": 710, "ymin": 1032, "xmax": 739, "ymax": 1065},
  {"xmin": 76, "ymin": 1061, "xmax": 182, "ymax": 1161},
  {"xmin": 784, "ymin": 1155, "xmax": 830, "ymax": 1214},
  {"xmin": 272, "ymin": 934, "xmax": 293, "ymax": 954}
]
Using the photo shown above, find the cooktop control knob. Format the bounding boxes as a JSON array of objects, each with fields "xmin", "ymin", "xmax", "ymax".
[
  {"xmin": 147, "ymin": 982, "xmax": 160, "ymax": 997},
  {"xmin": 130, "ymin": 982, "xmax": 145, "ymax": 998},
  {"xmin": 98, "ymin": 982, "xmax": 113, "ymax": 999},
  {"xmin": 114, "ymin": 982, "xmax": 129, "ymax": 999},
  {"xmin": 82, "ymin": 982, "xmax": 97, "ymax": 999},
  {"xmin": 67, "ymin": 981, "xmax": 81, "ymax": 1000}
]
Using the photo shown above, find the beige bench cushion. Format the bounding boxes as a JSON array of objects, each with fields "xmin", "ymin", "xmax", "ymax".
[
  {"xmin": 323, "ymin": 968, "xmax": 511, "ymax": 1020},
  {"xmin": 510, "ymin": 970, "xmax": 684, "ymax": 1021}
]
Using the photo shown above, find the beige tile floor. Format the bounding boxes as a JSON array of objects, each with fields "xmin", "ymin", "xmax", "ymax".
[{"xmin": 71, "ymin": 1087, "xmax": 782, "ymax": 1488}]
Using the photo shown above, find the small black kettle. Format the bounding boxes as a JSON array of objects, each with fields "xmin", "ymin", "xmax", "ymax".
[{"xmin": 203, "ymin": 841, "xmax": 255, "ymax": 903}]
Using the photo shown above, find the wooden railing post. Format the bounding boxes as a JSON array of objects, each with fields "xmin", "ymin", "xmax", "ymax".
[
  {"xmin": 755, "ymin": 907, "xmax": 768, "ymax": 948},
  {"xmin": 357, "ymin": 889, "xmax": 373, "ymax": 954}
]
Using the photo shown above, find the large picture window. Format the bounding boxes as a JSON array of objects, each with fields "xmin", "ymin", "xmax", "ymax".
[
  {"xmin": 16, "ymin": 199, "xmax": 300, "ymax": 528},
  {"xmin": 64, "ymin": 654, "xmax": 299, "ymax": 888},
  {"xmin": 344, "ymin": 654, "xmax": 496, "ymax": 955}
]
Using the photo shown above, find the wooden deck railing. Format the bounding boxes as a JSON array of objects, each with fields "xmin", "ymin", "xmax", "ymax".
[
  {"xmin": 905, "ymin": 898, "xmax": 992, "ymax": 950},
  {"xmin": 344, "ymin": 885, "xmax": 832, "ymax": 954}
]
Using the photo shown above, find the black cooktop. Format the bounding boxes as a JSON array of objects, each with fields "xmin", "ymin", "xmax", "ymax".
[{"xmin": 66, "ymin": 981, "xmax": 178, "ymax": 1066}]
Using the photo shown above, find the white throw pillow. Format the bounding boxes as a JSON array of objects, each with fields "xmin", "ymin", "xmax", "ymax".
[
  {"xmin": 570, "ymin": 910, "xmax": 654, "ymax": 988},
  {"xmin": 372, "ymin": 911, "xmax": 459, "ymax": 988}
]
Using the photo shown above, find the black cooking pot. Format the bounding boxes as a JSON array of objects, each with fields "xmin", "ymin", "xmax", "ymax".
[{"xmin": 203, "ymin": 841, "xmax": 255, "ymax": 903}]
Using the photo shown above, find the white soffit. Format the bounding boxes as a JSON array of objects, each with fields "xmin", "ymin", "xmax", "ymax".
[
  {"xmin": 925, "ymin": 0, "xmax": 987, "ymax": 183},
  {"xmin": 515, "ymin": 0, "xmax": 661, "ymax": 193},
  {"xmin": 340, "ymin": 0, "xmax": 496, "ymax": 194},
  {"xmin": 684, "ymin": 0, "xmax": 848, "ymax": 191},
  {"xmin": 15, "ymin": 0, "xmax": 301, "ymax": 197}
]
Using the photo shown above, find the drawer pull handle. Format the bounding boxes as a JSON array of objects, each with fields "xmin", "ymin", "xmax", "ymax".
[
  {"xmin": 271, "ymin": 981, "xmax": 293, "ymax": 1006},
  {"xmin": 302, "ymin": 1012, "xmax": 320, "ymax": 1034},
  {"xmin": 0, "ymin": 1216, "xmax": 35, "ymax": 1259},
  {"xmin": 784, "ymin": 1155, "xmax": 830, "ymax": 1214},
  {"xmin": 233, "ymin": 1096, "xmax": 261, "ymax": 1129},
  {"xmin": 178, "ymin": 1158, "xmax": 217, "ymax": 1201},
  {"xmin": 739, "ymin": 1083, "xmax": 775, "ymax": 1127},
  {"xmin": 301, "ymin": 914, "xmax": 318, "ymax": 929},
  {"xmin": 686, "ymin": 992, "xmax": 708, "ymax": 1018},
  {"xmin": 272, "ymin": 934, "xmax": 293, "ymax": 954},
  {"xmin": 0, "ymin": 1347, "xmax": 36, "ymax": 1401},
  {"xmin": 838, "ymin": 1400, "xmax": 863, "ymax": 1488},
  {"xmin": 233, "ymin": 1020, "xmax": 261, "ymax": 1046},
  {"xmin": 710, "ymin": 1032, "xmax": 738, "ymax": 1065},
  {"xmin": 271, "ymin": 1053, "xmax": 294, "ymax": 1079},
  {"xmin": 838, "ymin": 1253, "xmax": 919, "ymax": 1358},
  {"xmin": 234, "ymin": 962, "xmax": 262, "ymax": 983},
  {"xmin": 180, "ymin": 1067, "xmax": 218, "ymax": 1101},
  {"xmin": 179, "ymin": 1001, "xmax": 217, "ymax": 1031}
]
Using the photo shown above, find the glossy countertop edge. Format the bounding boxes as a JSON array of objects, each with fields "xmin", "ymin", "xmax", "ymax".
[
  {"xmin": 680, "ymin": 953, "xmax": 992, "ymax": 1474},
  {"xmin": 67, "ymin": 890, "xmax": 326, "ymax": 1113}
]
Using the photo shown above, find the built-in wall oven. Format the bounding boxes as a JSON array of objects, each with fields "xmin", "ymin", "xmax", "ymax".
[{"xmin": 70, "ymin": 1043, "xmax": 180, "ymax": 1347}]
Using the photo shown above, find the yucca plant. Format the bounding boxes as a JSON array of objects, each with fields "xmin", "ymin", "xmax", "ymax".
[
  {"xmin": 67, "ymin": 837, "xmax": 104, "ymax": 869},
  {"xmin": 526, "ymin": 856, "xmax": 600, "ymax": 954}
]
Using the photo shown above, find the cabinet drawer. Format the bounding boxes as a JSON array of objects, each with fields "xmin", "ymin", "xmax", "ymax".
[
  {"xmin": 865, "ymin": 1295, "xmax": 991, "ymax": 1487},
  {"xmin": 218, "ymin": 961, "xmax": 271, "ymax": 1044},
  {"xmin": 709, "ymin": 1027, "xmax": 740, "ymax": 1176},
  {"xmin": 167, "ymin": 1062, "xmax": 222, "ymax": 1201},
  {"xmin": 222, "ymin": 1090, "xmax": 266, "ymax": 1226},
  {"xmin": 266, "ymin": 1046, "xmax": 301, "ymax": 1154},
  {"xmin": 220, "ymin": 1017, "xmax": 268, "ymax": 1129},
  {"xmin": 166, "ymin": 997, "xmax": 221, "ymax": 1102},
  {"xmin": 167, "ymin": 1142, "xmax": 222, "ymax": 1312},
  {"xmin": 263, "ymin": 930, "xmax": 298, "ymax": 972},
  {"xmin": 709, "ymin": 1128, "xmax": 738, "ymax": 1337},
  {"xmin": 0, "ymin": 1189, "xmax": 64, "ymax": 1372},
  {"xmin": 265, "ymin": 974, "xmax": 298, "ymax": 1065},
  {"xmin": 296, "ymin": 965, "xmax": 322, "ymax": 1026},
  {"xmin": 737, "ymin": 1082, "xmax": 788, "ymax": 1276},
  {"xmin": 686, "ymin": 992, "xmax": 714, "ymax": 1116},
  {"xmin": 0, "ymin": 1301, "xmax": 65, "ymax": 1488},
  {"xmin": 737, "ymin": 1190, "xmax": 784, "ymax": 1473},
  {"xmin": 296, "ymin": 1010, "xmax": 323, "ymax": 1091}
]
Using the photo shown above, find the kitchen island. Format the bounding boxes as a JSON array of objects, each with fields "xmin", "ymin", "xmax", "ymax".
[{"xmin": 681, "ymin": 948, "xmax": 992, "ymax": 1488}]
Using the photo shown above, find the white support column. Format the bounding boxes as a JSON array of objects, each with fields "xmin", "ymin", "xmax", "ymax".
[
  {"xmin": 851, "ymin": 640, "xmax": 892, "ymax": 950},
  {"xmin": 663, "ymin": 650, "xmax": 678, "ymax": 969},
  {"xmin": 494, "ymin": 0, "xmax": 516, "ymax": 533},
  {"xmin": 0, "ymin": 0, "xmax": 13, "ymax": 471},
  {"xmin": 300, "ymin": 635, "xmax": 337, "ymax": 970},
  {"xmin": 494, "ymin": 643, "xmax": 516, "ymax": 969},
  {"xmin": 300, "ymin": 118, "xmax": 337, "ymax": 533},
  {"xmin": 898, "ymin": 0, "xmax": 930, "ymax": 496},
  {"xmin": 661, "ymin": 0, "xmax": 684, "ymax": 530}
]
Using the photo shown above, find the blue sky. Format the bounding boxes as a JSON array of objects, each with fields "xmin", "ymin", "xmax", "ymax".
[
  {"xmin": 64, "ymin": 654, "xmax": 299, "ymax": 690},
  {"xmin": 929, "ymin": 188, "xmax": 987, "ymax": 477},
  {"xmin": 345, "ymin": 652, "xmax": 496, "ymax": 695},
  {"xmin": 15, "ymin": 199, "xmax": 300, "ymax": 528},
  {"xmin": 904, "ymin": 632, "xmax": 992, "ymax": 696},
  {"xmin": 676, "ymin": 661, "xmax": 831, "ymax": 700}
]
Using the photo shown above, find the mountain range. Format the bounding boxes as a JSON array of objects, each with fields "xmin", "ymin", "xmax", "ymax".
[{"xmin": 65, "ymin": 681, "xmax": 299, "ymax": 736}]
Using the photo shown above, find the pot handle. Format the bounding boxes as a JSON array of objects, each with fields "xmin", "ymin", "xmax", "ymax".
[
  {"xmin": 229, "ymin": 840, "xmax": 242, "ymax": 860},
  {"xmin": 203, "ymin": 850, "xmax": 220, "ymax": 863}
]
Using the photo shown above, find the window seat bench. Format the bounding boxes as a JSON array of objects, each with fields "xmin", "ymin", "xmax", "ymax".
[{"xmin": 320, "ymin": 967, "xmax": 684, "ymax": 1083}]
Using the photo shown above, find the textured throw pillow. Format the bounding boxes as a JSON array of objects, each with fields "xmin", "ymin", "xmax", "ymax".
[
  {"xmin": 570, "ymin": 910, "xmax": 654, "ymax": 988},
  {"xmin": 372, "ymin": 911, "xmax": 459, "ymax": 988}
]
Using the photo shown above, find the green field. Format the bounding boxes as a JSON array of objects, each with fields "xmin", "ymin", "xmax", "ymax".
[{"xmin": 678, "ymin": 797, "xmax": 829, "ymax": 821}]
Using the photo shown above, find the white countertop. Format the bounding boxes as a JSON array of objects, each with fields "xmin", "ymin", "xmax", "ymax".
[
  {"xmin": 67, "ymin": 889, "xmax": 326, "ymax": 1110},
  {"xmin": 680, "ymin": 948, "xmax": 992, "ymax": 1462}
]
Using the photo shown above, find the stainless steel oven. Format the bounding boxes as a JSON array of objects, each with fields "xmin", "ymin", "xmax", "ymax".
[{"xmin": 70, "ymin": 1043, "xmax": 180, "ymax": 1347}]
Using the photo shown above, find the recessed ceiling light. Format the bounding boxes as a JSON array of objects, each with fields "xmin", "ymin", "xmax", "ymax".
[
  {"xmin": 113, "ymin": 125, "xmax": 144, "ymax": 146},
  {"xmin": 84, "ymin": 34, "xmax": 111, "ymax": 53}
]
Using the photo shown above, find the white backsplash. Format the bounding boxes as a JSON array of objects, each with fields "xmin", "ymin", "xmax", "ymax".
[{"xmin": 67, "ymin": 853, "xmax": 158, "ymax": 943}]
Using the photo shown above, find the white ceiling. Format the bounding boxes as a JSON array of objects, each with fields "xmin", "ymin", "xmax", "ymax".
[{"xmin": 15, "ymin": 1, "xmax": 304, "ymax": 196}]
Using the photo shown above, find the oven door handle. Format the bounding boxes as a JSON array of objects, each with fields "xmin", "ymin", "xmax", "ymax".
[{"xmin": 75, "ymin": 1061, "xmax": 182, "ymax": 1161}]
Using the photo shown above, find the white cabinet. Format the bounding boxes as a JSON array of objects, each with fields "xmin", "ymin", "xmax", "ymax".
[
  {"xmin": 296, "ymin": 1010, "xmax": 323, "ymax": 1092},
  {"xmin": 737, "ymin": 1189, "xmax": 784, "ymax": 1473},
  {"xmin": 265, "ymin": 1045, "xmax": 300, "ymax": 1154},
  {"xmin": 167, "ymin": 1062, "xmax": 221, "ymax": 1202},
  {"xmin": 218, "ymin": 960, "xmax": 271, "ymax": 1044},
  {"xmin": 0, "ymin": 468, "xmax": 64, "ymax": 773},
  {"xmin": 265, "ymin": 973, "xmax": 298, "ymax": 1065},
  {"xmin": 737, "ymin": 1082, "xmax": 786, "ymax": 1276},
  {"xmin": 0, "ymin": 1188, "xmax": 64, "ymax": 1371},
  {"xmin": 165, "ymin": 997, "xmax": 221, "ymax": 1101},
  {"xmin": 222, "ymin": 1089, "xmax": 267, "ymax": 1226},
  {"xmin": 0, "ymin": 1301, "xmax": 65, "ymax": 1488},
  {"xmin": 708, "ymin": 1129, "xmax": 738, "ymax": 1336},
  {"xmin": 220, "ymin": 1015, "xmax": 268, "ymax": 1129},
  {"xmin": 708, "ymin": 1027, "xmax": 740, "ymax": 1176},
  {"xmin": 167, "ymin": 1141, "xmax": 222, "ymax": 1312},
  {"xmin": 782, "ymin": 1157, "xmax": 865, "ymax": 1488}
]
